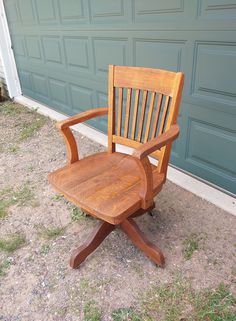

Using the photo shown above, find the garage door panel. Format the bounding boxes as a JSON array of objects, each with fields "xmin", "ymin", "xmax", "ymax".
[
  {"xmin": 186, "ymin": 118, "xmax": 236, "ymax": 176},
  {"xmin": 89, "ymin": 0, "xmax": 130, "ymax": 24},
  {"xmin": 198, "ymin": 0, "xmax": 236, "ymax": 20},
  {"xmin": 192, "ymin": 41, "xmax": 236, "ymax": 107},
  {"xmin": 134, "ymin": 39, "xmax": 184, "ymax": 71},
  {"xmin": 64, "ymin": 37, "xmax": 90, "ymax": 72},
  {"xmin": 93, "ymin": 38, "xmax": 128, "ymax": 76},
  {"xmin": 58, "ymin": 0, "xmax": 85, "ymax": 24}
]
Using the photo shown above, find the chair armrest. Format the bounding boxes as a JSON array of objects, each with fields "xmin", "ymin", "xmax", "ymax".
[
  {"xmin": 132, "ymin": 124, "xmax": 180, "ymax": 209},
  {"xmin": 132, "ymin": 124, "xmax": 180, "ymax": 160},
  {"xmin": 57, "ymin": 107, "xmax": 108, "ymax": 130},
  {"xmin": 57, "ymin": 107, "xmax": 108, "ymax": 164}
]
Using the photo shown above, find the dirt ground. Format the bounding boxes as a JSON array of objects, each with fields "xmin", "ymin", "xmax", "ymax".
[{"xmin": 0, "ymin": 101, "xmax": 235, "ymax": 321}]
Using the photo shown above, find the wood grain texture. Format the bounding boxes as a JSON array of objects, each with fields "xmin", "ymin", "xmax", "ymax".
[
  {"xmin": 144, "ymin": 92, "xmax": 156, "ymax": 143},
  {"xmin": 70, "ymin": 221, "xmax": 115, "ymax": 268},
  {"xmin": 121, "ymin": 218, "xmax": 165, "ymax": 267},
  {"xmin": 49, "ymin": 65, "xmax": 184, "ymax": 267},
  {"xmin": 151, "ymin": 93, "xmax": 163, "ymax": 139},
  {"xmin": 131, "ymin": 89, "xmax": 140, "ymax": 140},
  {"xmin": 117, "ymin": 87, "xmax": 123, "ymax": 136},
  {"xmin": 48, "ymin": 152, "xmax": 165, "ymax": 224},
  {"xmin": 137, "ymin": 90, "xmax": 148, "ymax": 142},
  {"xmin": 124, "ymin": 88, "xmax": 132, "ymax": 138}
]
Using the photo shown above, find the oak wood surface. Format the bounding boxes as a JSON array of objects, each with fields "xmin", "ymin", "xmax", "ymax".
[{"xmin": 48, "ymin": 65, "xmax": 184, "ymax": 268}]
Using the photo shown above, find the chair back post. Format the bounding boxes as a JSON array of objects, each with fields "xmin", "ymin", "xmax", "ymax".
[
  {"xmin": 108, "ymin": 65, "xmax": 116, "ymax": 153},
  {"xmin": 157, "ymin": 72, "xmax": 184, "ymax": 176}
]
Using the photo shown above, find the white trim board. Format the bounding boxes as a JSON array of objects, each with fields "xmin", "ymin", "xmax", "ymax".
[
  {"xmin": 0, "ymin": 0, "xmax": 21, "ymax": 98},
  {"xmin": 14, "ymin": 95, "xmax": 236, "ymax": 217}
]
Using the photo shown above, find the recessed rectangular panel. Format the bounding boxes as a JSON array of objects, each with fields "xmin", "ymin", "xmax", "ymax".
[
  {"xmin": 58, "ymin": 0, "xmax": 84, "ymax": 22},
  {"xmin": 70, "ymin": 85, "xmax": 94, "ymax": 112},
  {"xmin": 134, "ymin": 0, "xmax": 184, "ymax": 22},
  {"xmin": 90, "ymin": 0, "xmax": 127, "ymax": 22},
  {"xmin": 93, "ymin": 38, "xmax": 127, "ymax": 75},
  {"xmin": 134, "ymin": 39, "xmax": 183, "ymax": 71},
  {"xmin": 18, "ymin": 70, "xmax": 32, "ymax": 90},
  {"xmin": 49, "ymin": 78, "xmax": 68, "ymax": 105},
  {"xmin": 25, "ymin": 36, "xmax": 41, "ymax": 60},
  {"xmin": 18, "ymin": 0, "xmax": 35, "ymax": 25},
  {"xmin": 4, "ymin": 1, "xmax": 19, "ymax": 24},
  {"xmin": 11, "ymin": 36, "xmax": 25, "ymax": 57},
  {"xmin": 32, "ymin": 74, "xmax": 48, "ymax": 98},
  {"xmin": 198, "ymin": 0, "xmax": 236, "ymax": 19},
  {"xmin": 43, "ymin": 37, "xmax": 62, "ymax": 64},
  {"xmin": 192, "ymin": 42, "xmax": 236, "ymax": 105},
  {"xmin": 187, "ymin": 119, "xmax": 236, "ymax": 176},
  {"xmin": 35, "ymin": 0, "xmax": 57, "ymax": 24},
  {"xmin": 64, "ymin": 37, "xmax": 89, "ymax": 71}
]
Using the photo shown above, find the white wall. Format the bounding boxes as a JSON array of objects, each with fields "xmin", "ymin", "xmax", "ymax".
[{"xmin": 0, "ymin": 56, "xmax": 8, "ymax": 98}]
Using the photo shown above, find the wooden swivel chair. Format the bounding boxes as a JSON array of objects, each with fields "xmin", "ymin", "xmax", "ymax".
[{"xmin": 48, "ymin": 65, "xmax": 184, "ymax": 268}]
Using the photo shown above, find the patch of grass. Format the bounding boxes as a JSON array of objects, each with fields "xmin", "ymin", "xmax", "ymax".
[
  {"xmin": 83, "ymin": 301, "xmax": 102, "ymax": 321},
  {"xmin": 40, "ymin": 244, "xmax": 50, "ymax": 255},
  {"xmin": 20, "ymin": 117, "xmax": 46, "ymax": 140},
  {"xmin": 192, "ymin": 282, "xmax": 235, "ymax": 321},
  {"xmin": 142, "ymin": 277, "xmax": 189, "ymax": 321},
  {"xmin": 9, "ymin": 145, "xmax": 19, "ymax": 153},
  {"xmin": 52, "ymin": 194, "xmax": 64, "ymax": 202},
  {"xmin": 37, "ymin": 225, "xmax": 65, "ymax": 239},
  {"xmin": 112, "ymin": 308, "xmax": 143, "ymax": 321},
  {"xmin": 71, "ymin": 206, "xmax": 88, "ymax": 221},
  {"xmin": 0, "ymin": 185, "xmax": 37, "ymax": 219},
  {"xmin": 0, "ymin": 200, "xmax": 9, "ymax": 219},
  {"xmin": 0, "ymin": 233, "xmax": 26, "ymax": 253},
  {"xmin": 11, "ymin": 185, "xmax": 36, "ymax": 206},
  {"xmin": 182, "ymin": 234, "xmax": 199, "ymax": 259},
  {"xmin": 0, "ymin": 259, "xmax": 12, "ymax": 277},
  {"xmin": 141, "ymin": 278, "xmax": 236, "ymax": 321},
  {"xmin": 0, "ymin": 102, "xmax": 22, "ymax": 115},
  {"xmin": 80, "ymin": 278, "xmax": 89, "ymax": 290}
]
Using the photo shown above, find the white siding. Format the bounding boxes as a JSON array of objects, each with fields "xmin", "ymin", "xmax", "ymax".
[{"xmin": 0, "ymin": 56, "xmax": 9, "ymax": 98}]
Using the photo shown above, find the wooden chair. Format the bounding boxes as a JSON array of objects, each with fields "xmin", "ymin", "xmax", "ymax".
[{"xmin": 48, "ymin": 65, "xmax": 184, "ymax": 268}]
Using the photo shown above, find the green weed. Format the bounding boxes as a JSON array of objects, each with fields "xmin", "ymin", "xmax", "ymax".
[
  {"xmin": 20, "ymin": 117, "xmax": 46, "ymax": 140},
  {"xmin": 182, "ymin": 234, "xmax": 199, "ymax": 259},
  {"xmin": 71, "ymin": 206, "xmax": 88, "ymax": 221},
  {"xmin": 0, "ymin": 102, "xmax": 22, "ymax": 115},
  {"xmin": 141, "ymin": 278, "xmax": 235, "ymax": 321},
  {"xmin": 40, "ymin": 244, "xmax": 50, "ymax": 254},
  {"xmin": 37, "ymin": 225, "xmax": 65, "ymax": 239},
  {"xmin": 0, "ymin": 259, "xmax": 12, "ymax": 277},
  {"xmin": 83, "ymin": 301, "xmax": 102, "ymax": 321},
  {"xmin": 112, "ymin": 308, "xmax": 143, "ymax": 321},
  {"xmin": 0, "ymin": 233, "xmax": 26, "ymax": 253}
]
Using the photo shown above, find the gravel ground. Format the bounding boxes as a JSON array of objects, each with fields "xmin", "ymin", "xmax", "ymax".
[{"xmin": 0, "ymin": 101, "xmax": 235, "ymax": 321}]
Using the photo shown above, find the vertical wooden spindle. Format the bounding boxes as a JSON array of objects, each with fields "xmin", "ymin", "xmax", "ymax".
[
  {"xmin": 137, "ymin": 90, "xmax": 148, "ymax": 142},
  {"xmin": 124, "ymin": 88, "xmax": 132, "ymax": 138},
  {"xmin": 131, "ymin": 89, "xmax": 140, "ymax": 140}
]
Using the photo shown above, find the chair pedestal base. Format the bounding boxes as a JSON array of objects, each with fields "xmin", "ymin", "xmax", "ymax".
[{"xmin": 70, "ymin": 211, "xmax": 165, "ymax": 269}]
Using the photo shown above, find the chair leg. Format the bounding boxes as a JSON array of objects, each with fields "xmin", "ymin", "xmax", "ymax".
[
  {"xmin": 120, "ymin": 218, "xmax": 165, "ymax": 267},
  {"xmin": 70, "ymin": 221, "xmax": 115, "ymax": 268}
]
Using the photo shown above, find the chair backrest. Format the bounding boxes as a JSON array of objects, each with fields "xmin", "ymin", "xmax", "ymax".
[{"xmin": 107, "ymin": 65, "xmax": 184, "ymax": 175}]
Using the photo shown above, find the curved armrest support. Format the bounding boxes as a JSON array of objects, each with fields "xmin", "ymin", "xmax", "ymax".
[
  {"xmin": 57, "ymin": 108, "xmax": 108, "ymax": 164},
  {"xmin": 133, "ymin": 124, "xmax": 180, "ymax": 160},
  {"xmin": 132, "ymin": 124, "xmax": 180, "ymax": 209},
  {"xmin": 133, "ymin": 156, "xmax": 154, "ymax": 209}
]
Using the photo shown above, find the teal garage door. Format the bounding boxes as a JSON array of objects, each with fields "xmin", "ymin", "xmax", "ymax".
[{"xmin": 4, "ymin": 0, "xmax": 236, "ymax": 194}]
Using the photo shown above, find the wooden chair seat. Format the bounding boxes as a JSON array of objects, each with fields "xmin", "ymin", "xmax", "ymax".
[{"xmin": 48, "ymin": 152, "xmax": 165, "ymax": 224}]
